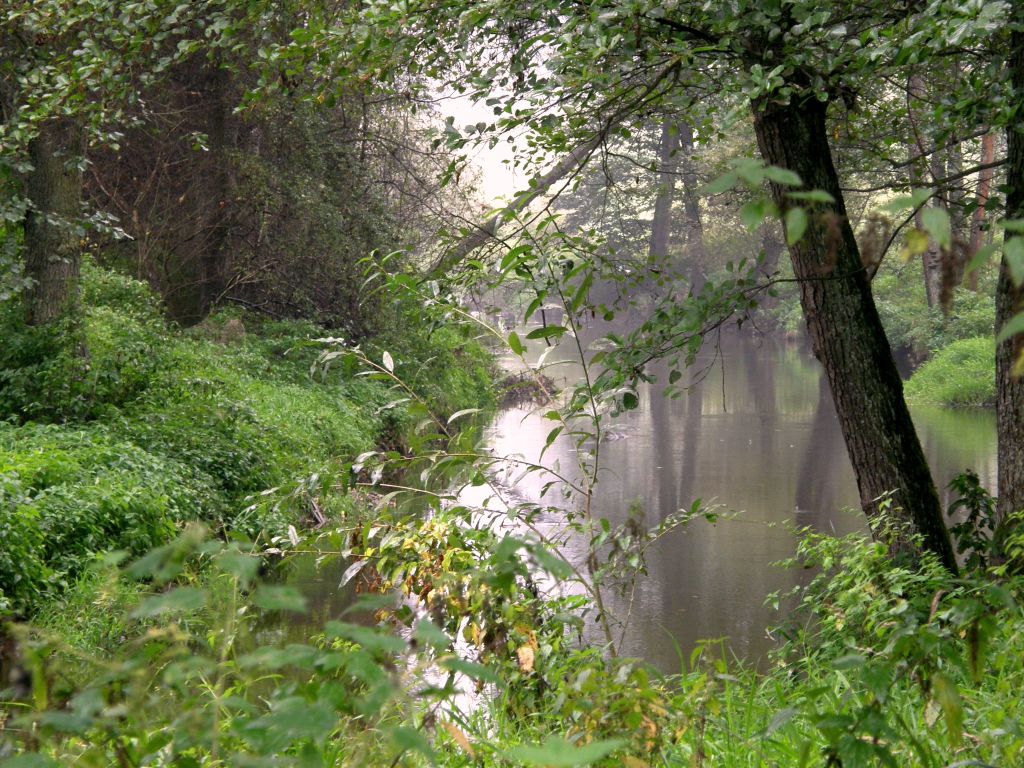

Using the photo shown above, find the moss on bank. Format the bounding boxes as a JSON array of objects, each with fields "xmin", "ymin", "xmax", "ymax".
[{"xmin": 0, "ymin": 263, "xmax": 495, "ymax": 617}]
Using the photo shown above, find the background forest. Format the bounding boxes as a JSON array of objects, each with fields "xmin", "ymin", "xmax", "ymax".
[{"xmin": 1, "ymin": 0, "xmax": 1024, "ymax": 766}]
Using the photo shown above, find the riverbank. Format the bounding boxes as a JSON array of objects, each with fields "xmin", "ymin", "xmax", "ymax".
[{"xmin": 0, "ymin": 261, "xmax": 496, "ymax": 619}]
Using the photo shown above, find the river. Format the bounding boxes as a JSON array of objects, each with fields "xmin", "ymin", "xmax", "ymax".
[{"xmin": 278, "ymin": 331, "xmax": 997, "ymax": 672}]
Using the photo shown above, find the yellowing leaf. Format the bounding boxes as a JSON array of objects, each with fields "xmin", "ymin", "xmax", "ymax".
[
  {"xmin": 441, "ymin": 722, "xmax": 476, "ymax": 758},
  {"xmin": 517, "ymin": 644, "xmax": 535, "ymax": 673},
  {"xmin": 900, "ymin": 229, "xmax": 929, "ymax": 262}
]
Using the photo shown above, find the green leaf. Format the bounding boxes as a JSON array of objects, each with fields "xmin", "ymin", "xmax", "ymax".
[
  {"xmin": 921, "ymin": 207, "xmax": 951, "ymax": 250},
  {"xmin": 325, "ymin": 620, "xmax": 407, "ymax": 654},
  {"xmin": 963, "ymin": 244, "xmax": 997, "ymax": 277},
  {"xmin": 502, "ymin": 736, "xmax": 626, "ymax": 766},
  {"xmin": 413, "ymin": 619, "xmax": 450, "ymax": 652},
  {"xmin": 932, "ymin": 672, "xmax": 963, "ymax": 747},
  {"xmin": 765, "ymin": 706, "xmax": 798, "ymax": 735},
  {"xmin": 253, "ymin": 585, "xmax": 308, "ymax": 614},
  {"xmin": 699, "ymin": 171, "xmax": 738, "ymax": 196},
  {"xmin": 440, "ymin": 656, "xmax": 500, "ymax": 683},
  {"xmin": 741, "ymin": 200, "xmax": 768, "ymax": 231},
  {"xmin": 526, "ymin": 325, "xmax": 568, "ymax": 340},
  {"xmin": 622, "ymin": 390, "xmax": 639, "ymax": 410},
  {"xmin": 216, "ymin": 550, "xmax": 260, "ymax": 585},
  {"xmin": 529, "ymin": 542, "xmax": 574, "ymax": 579},
  {"xmin": 762, "ymin": 166, "xmax": 803, "ymax": 186},
  {"xmin": 387, "ymin": 726, "xmax": 435, "ymax": 759},
  {"xmin": 996, "ymin": 312, "xmax": 1024, "ymax": 345},
  {"xmin": 785, "ymin": 207, "xmax": 808, "ymax": 245},
  {"xmin": 1005, "ymin": 237, "xmax": 1024, "ymax": 286},
  {"xmin": 787, "ymin": 189, "xmax": 835, "ymax": 204},
  {"xmin": 832, "ymin": 653, "xmax": 867, "ymax": 670},
  {"xmin": 448, "ymin": 408, "xmax": 481, "ymax": 425},
  {"xmin": 508, "ymin": 330, "xmax": 524, "ymax": 355},
  {"xmin": 1, "ymin": 755, "xmax": 61, "ymax": 767}
]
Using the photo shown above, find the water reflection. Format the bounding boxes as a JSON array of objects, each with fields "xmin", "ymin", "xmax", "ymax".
[{"xmin": 484, "ymin": 332, "xmax": 997, "ymax": 670}]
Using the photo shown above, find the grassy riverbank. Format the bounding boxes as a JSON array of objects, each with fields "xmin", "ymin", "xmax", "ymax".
[{"xmin": 0, "ymin": 261, "xmax": 495, "ymax": 618}]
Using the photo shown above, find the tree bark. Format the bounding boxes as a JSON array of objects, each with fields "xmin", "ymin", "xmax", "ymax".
[
  {"xmin": 967, "ymin": 133, "xmax": 996, "ymax": 291},
  {"xmin": 996, "ymin": 3, "xmax": 1024, "ymax": 528},
  {"xmin": 199, "ymin": 63, "xmax": 233, "ymax": 318},
  {"xmin": 23, "ymin": 118, "xmax": 84, "ymax": 326},
  {"xmin": 751, "ymin": 94, "xmax": 957, "ymax": 572}
]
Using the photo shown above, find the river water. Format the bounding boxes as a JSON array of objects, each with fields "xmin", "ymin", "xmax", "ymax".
[
  {"xmin": 279, "ymin": 331, "xmax": 997, "ymax": 672},
  {"xmin": 473, "ymin": 330, "xmax": 997, "ymax": 670}
]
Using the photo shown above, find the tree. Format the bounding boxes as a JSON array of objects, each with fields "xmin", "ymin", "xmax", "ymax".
[
  {"xmin": 996, "ymin": 0, "xmax": 1024, "ymax": 531},
  {"xmin": 325, "ymin": 0, "xmax": 1015, "ymax": 568},
  {"xmin": 0, "ymin": 1, "xmax": 227, "ymax": 326}
]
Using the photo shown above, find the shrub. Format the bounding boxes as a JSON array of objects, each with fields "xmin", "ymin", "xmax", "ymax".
[
  {"xmin": 0, "ymin": 261, "xmax": 169, "ymax": 422},
  {"xmin": 905, "ymin": 336, "xmax": 995, "ymax": 407},
  {"xmin": 0, "ymin": 423, "xmax": 221, "ymax": 614}
]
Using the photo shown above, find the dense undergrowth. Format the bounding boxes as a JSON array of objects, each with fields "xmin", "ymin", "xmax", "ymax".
[
  {"xmin": 0, "ymin": 260, "xmax": 494, "ymax": 616},
  {"xmin": 905, "ymin": 336, "xmax": 996, "ymax": 408},
  {"xmin": 2, "ymin": 489, "xmax": 1022, "ymax": 766}
]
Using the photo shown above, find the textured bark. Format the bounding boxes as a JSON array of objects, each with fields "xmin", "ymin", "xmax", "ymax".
[
  {"xmin": 24, "ymin": 118, "xmax": 84, "ymax": 326},
  {"xmin": 752, "ymin": 95, "xmax": 957, "ymax": 571},
  {"xmin": 996, "ymin": 4, "xmax": 1024, "ymax": 526},
  {"xmin": 199, "ymin": 63, "xmax": 234, "ymax": 318}
]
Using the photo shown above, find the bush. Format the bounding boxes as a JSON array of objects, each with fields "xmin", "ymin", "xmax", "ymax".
[
  {"xmin": 905, "ymin": 336, "xmax": 995, "ymax": 407},
  {"xmin": 0, "ymin": 423, "xmax": 220, "ymax": 614},
  {"xmin": 0, "ymin": 260, "xmax": 169, "ymax": 422}
]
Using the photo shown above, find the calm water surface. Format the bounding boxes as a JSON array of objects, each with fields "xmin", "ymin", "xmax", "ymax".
[
  {"xmin": 281, "ymin": 332, "xmax": 997, "ymax": 672},
  {"xmin": 476, "ymin": 331, "xmax": 997, "ymax": 670}
]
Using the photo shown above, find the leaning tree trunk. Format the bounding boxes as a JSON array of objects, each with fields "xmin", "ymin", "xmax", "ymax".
[
  {"xmin": 996, "ymin": 3, "xmax": 1024, "ymax": 528},
  {"xmin": 967, "ymin": 133, "xmax": 996, "ymax": 292},
  {"xmin": 752, "ymin": 94, "xmax": 957, "ymax": 572},
  {"xmin": 23, "ymin": 118, "xmax": 84, "ymax": 326}
]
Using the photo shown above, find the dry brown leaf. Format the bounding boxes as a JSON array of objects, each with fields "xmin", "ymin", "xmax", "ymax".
[{"xmin": 516, "ymin": 644, "xmax": 535, "ymax": 673}]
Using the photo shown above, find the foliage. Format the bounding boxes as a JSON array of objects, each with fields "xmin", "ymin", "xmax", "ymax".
[
  {"xmin": 0, "ymin": 422, "xmax": 219, "ymax": 615},
  {"xmin": 906, "ymin": 336, "xmax": 995, "ymax": 408},
  {"xmin": 0, "ymin": 261, "xmax": 497, "ymax": 616},
  {"xmin": 872, "ymin": 259, "xmax": 996, "ymax": 362},
  {"xmin": 947, "ymin": 470, "xmax": 1001, "ymax": 571},
  {"xmin": 0, "ymin": 259, "xmax": 169, "ymax": 421}
]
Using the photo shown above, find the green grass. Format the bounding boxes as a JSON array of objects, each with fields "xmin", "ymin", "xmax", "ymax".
[{"xmin": 906, "ymin": 336, "xmax": 995, "ymax": 407}]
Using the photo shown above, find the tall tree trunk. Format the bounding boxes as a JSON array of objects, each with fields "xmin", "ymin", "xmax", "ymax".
[
  {"xmin": 647, "ymin": 121, "xmax": 680, "ymax": 264},
  {"xmin": 751, "ymin": 95, "xmax": 957, "ymax": 572},
  {"xmin": 907, "ymin": 75, "xmax": 943, "ymax": 309},
  {"xmin": 199, "ymin": 63, "xmax": 233, "ymax": 318},
  {"xmin": 677, "ymin": 122, "xmax": 706, "ymax": 291},
  {"xmin": 967, "ymin": 133, "xmax": 996, "ymax": 291},
  {"xmin": 996, "ymin": 3, "xmax": 1024, "ymax": 529},
  {"xmin": 23, "ymin": 118, "xmax": 84, "ymax": 326}
]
